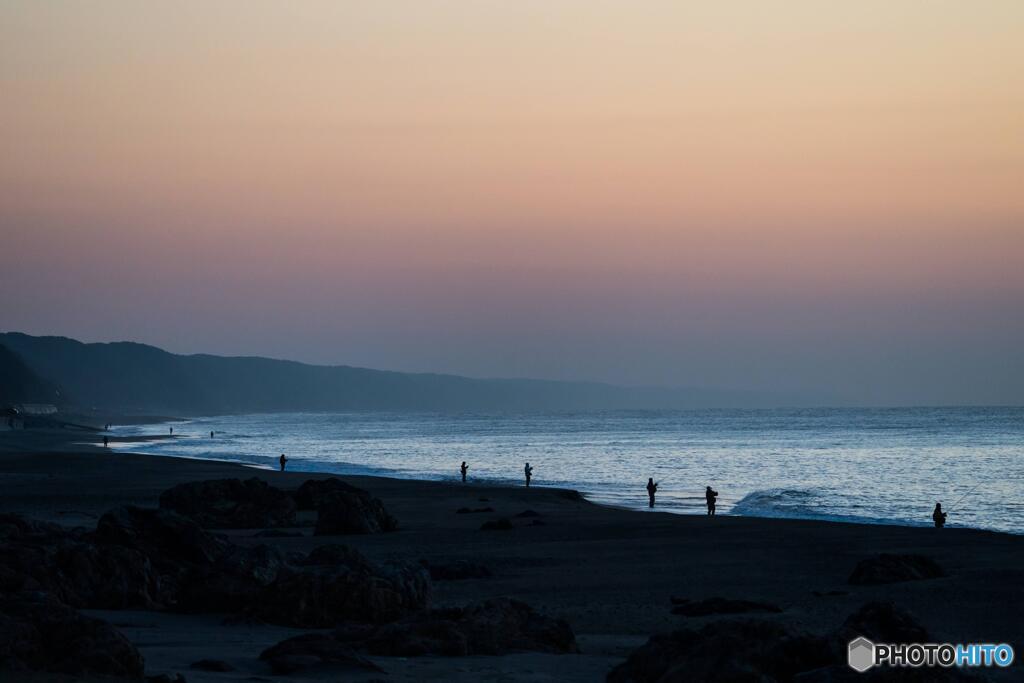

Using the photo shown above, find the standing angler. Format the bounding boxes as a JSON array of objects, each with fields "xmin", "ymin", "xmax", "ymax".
[
  {"xmin": 279, "ymin": 453, "xmax": 288, "ymax": 472},
  {"xmin": 647, "ymin": 478, "xmax": 658, "ymax": 508},
  {"xmin": 932, "ymin": 502, "xmax": 947, "ymax": 528},
  {"xmin": 705, "ymin": 485, "xmax": 718, "ymax": 516},
  {"xmin": 460, "ymin": 461, "xmax": 468, "ymax": 483},
  {"xmin": 524, "ymin": 462, "xmax": 533, "ymax": 487}
]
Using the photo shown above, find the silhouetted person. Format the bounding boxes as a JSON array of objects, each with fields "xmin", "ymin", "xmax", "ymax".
[
  {"xmin": 460, "ymin": 461, "xmax": 468, "ymax": 483},
  {"xmin": 103, "ymin": 436, "xmax": 109, "ymax": 448},
  {"xmin": 933, "ymin": 502, "xmax": 947, "ymax": 528},
  {"xmin": 524, "ymin": 462, "xmax": 533, "ymax": 487},
  {"xmin": 210, "ymin": 431, "xmax": 214, "ymax": 438},
  {"xmin": 279, "ymin": 453, "xmax": 288, "ymax": 472},
  {"xmin": 647, "ymin": 478, "xmax": 658, "ymax": 508},
  {"xmin": 169, "ymin": 426, "xmax": 173, "ymax": 435},
  {"xmin": 705, "ymin": 486, "xmax": 718, "ymax": 516}
]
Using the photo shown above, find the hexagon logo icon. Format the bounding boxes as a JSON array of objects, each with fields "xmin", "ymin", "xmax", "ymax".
[{"xmin": 848, "ymin": 637, "xmax": 875, "ymax": 673}]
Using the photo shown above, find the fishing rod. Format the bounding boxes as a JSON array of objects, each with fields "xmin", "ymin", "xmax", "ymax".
[{"xmin": 945, "ymin": 483, "xmax": 982, "ymax": 513}]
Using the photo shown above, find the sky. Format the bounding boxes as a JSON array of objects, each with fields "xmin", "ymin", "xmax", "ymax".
[{"xmin": 1, "ymin": 1, "xmax": 1023, "ymax": 406}]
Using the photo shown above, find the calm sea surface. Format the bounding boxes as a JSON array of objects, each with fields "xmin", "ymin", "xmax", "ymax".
[{"xmin": 112, "ymin": 407, "xmax": 1024, "ymax": 534}]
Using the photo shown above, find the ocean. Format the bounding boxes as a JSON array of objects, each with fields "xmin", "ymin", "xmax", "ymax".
[{"xmin": 110, "ymin": 407, "xmax": 1023, "ymax": 534}]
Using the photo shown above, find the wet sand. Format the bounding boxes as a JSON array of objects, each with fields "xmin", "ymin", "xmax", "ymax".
[{"xmin": 1, "ymin": 429, "xmax": 1021, "ymax": 681}]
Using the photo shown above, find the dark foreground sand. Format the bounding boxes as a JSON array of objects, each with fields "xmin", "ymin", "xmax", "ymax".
[{"xmin": 1, "ymin": 429, "xmax": 1022, "ymax": 681}]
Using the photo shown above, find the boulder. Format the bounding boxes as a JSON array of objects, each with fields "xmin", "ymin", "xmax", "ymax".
[
  {"xmin": 0, "ymin": 594, "xmax": 145, "ymax": 679},
  {"xmin": 294, "ymin": 478, "xmax": 366, "ymax": 510},
  {"xmin": 301, "ymin": 544, "xmax": 376, "ymax": 569},
  {"xmin": 422, "ymin": 559, "xmax": 492, "ymax": 581},
  {"xmin": 607, "ymin": 619, "xmax": 830, "ymax": 683},
  {"xmin": 263, "ymin": 597, "xmax": 577, "ymax": 660},
  {"xmin": 189, "ymin": 659, "xmax": 234, "ymax": 672},
  {"xmin": 848, "ymin": 554, "xmax": 945, "ymax": 585},
  {"xmin": 670, "ymin": 596, "xmax": 783, "ymax": 617},
  {"xmin": 348, "ymin": 597, "xmax": 578, "ymax": 657},
  {"xmin": 314, "ymin": 491, "xmax": 398, "ymax": 536},
  {"xmin": 95, "ymin": 506, "xmax": 227, "ymax": 568},
  {"xmin": 259, "ymin": 633, "xmax": 382, "ymax": 675},
  {"xmin": 833, "ymin": 602, "xmax": 929, "ymax": 647},
  {"xmin": 159, "ymin": 478, "xmax": 297, "ymax": 529},
  {"xmin": 254, "ymin": 556, "xmax": 430, "ymax": 627},
  {"xmin": 456, "ymin": 507, "xmax": 494, "ymax": 514},
  {"xmin": 176, "ymin": 544, "xmax": 288, "ymax": 613},
  {"xmin": 0, "ymin": 513, "xmax": 165, "ymax": 610}
]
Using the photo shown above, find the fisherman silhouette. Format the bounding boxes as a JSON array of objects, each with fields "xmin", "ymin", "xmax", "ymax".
[
  {"xmin": 524, "ymin": 462, "xmax": 533, "ymax": 487},
  {"xmin": 460, "ymin": 461, "xmax": 468, "ymax": 483},
  {"xmin": 647, "ymin": 478, "xmax": 658, "ymax": 508},
  {"xmin": 103, "ymin": 436, "xmax": 109, "ymax": 448},
  {"xmin": 279, "ymin": 453, "xmax": 288, "ymax": 472},
  {"xmin": 705, "ymin": 486, "xmax": 718, "ymax": 516},
  {"xmin": 933, "ymin": 502, "xmax": 947, "ymax": 528},
  {"xmin": 210, "ymin": 431, "xmax": 214, "ymax": 438},
  {"xmin": 169, "ymin": 426, "xmax": 173, "ymax": 435}
]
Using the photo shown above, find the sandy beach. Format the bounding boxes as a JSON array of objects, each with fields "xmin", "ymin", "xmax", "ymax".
[{"xmin": 1, "ymin": 429, "xmax": 1021, "ymax": 682}]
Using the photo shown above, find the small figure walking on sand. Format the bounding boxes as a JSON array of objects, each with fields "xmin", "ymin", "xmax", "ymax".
[
  {"xmin": 524, "ymin": 462, "xmax": 533, "ymax": 487},
  {"xmin": 647, "ymin": 478, "xmax": 658, "ymax": 508},
  {"xmin": 460, "ymin": 461, "xmax": 468, "ymax": 483},
  {"xmin": 932, "ymin": 502, "xmax": 947, "ymax": 528},
  {"xmin": 279, "ymin": 453, "xmax": 288, "ymax": 472},
  {"xmin": 705, "ymin": 486, "xmax": 718, "ymax": 516}
]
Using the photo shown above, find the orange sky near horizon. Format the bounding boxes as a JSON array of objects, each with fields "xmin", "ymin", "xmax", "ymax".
[{"xmin": 2, "ymin": 2, "xmax": 1023, "ymax": 403}]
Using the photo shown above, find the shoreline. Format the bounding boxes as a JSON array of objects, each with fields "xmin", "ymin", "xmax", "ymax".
[{"xmin": 100, "ymin": 430, "xmax": 1020, "ymax": 538}]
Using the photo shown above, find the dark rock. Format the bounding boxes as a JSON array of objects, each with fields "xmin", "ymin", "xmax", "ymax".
[
  {"xmin": 260, "ymin": 633, "xmax": 382, "ymax": 675},
  {"xmin": 294, "ymin": 478, "xmax": 366, "ymax": 511},
  {"xmin": 422, "ymin": 559, "xmax": 492, "ymax": 581},
  {"xmin": 253, "ymin": 528, "xmax": 303, "ymax": 538},
  {"xmin": 176, "ymin": 544, "xmax": 288, "ymax": 613},
  {"xmin": 53, "ymin": 542, "xmax": 164, "ymax": 609},
  {"xmin": 480, "ymin": 518, "xmax": 514, "ymax": 531},
  {"xmin": 456, "ymin": 507, "xmax": 495, "ymax": 514},
  {"xmin": 607, "ymin": 619, "xmax": 830, "ymax": 683},
  {"xmin": 301, "ymin": 544, "xmax": 376, "ymax": 569},
  {"xmin": 834, "ymin": 602, "xmax": 929, "ymax": 646},
  {"xmin": 96, "ymin": 506, "xmax": 227, "ymax": 568},
  {"xmin": 514, "ymin": 510, "xmax": 541, "ymax": 518},
  {"xmin": 529, "ymin": 519, "xmax": 546, "ymax": 526},
  {"xmin": 146, "ymin": 675, "xmax": 187, "ymax": 683},
  {"xmin": 314, "ymin": 491, "xmax": 398, "ymax": 536},
  {"xmin": 189, "ymin": 658, "xmax": 234, "ymax": 672},
  {"xmin": 812, "ymin": 590, "xmax": 849, "ymax": 597},
  {"xmin": 260, "ymin": 597, "xmax": 577, "ymax": 659},
  {"xmin": 353, "ymin": 597, "xmax": 577, "ymax": 656},
  {"xmin": 0, "ymin": 594, "xmax": 146, "ymax": 679},
  {"xmin": 159, "ymin": 478, "xmax": 297, "ymax": 529},
  {"xmin": 670, "ymin": 596, "xmax": 783, "ymax": 617},
  {"xmin": 478, "ymin": 497, "xmax": 490, "ymax": 502},
  {"xmin": 848, "ymin": 554, "xmax": 945, "ymax": 585},
  {"xmin": 0, "ymin": 513, "xmax": 165, "ymax": 610},
  {"xmin": 254, "ymin": 557, "xmax": 430, "ymax": 627}
]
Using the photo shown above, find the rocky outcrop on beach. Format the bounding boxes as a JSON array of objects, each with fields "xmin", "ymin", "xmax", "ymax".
[
  {"xmin": 159, "ymin": 477, "xmax": 297, "ymax": 529},
  {"xmin": 0, "ymin": 593, "xmax": 146, "ymax": 679},
  {"xmin": 259, "ymin": 596, "xmax": 577, "ymax": 672},
  {"xmin": 609, "ymin": 601, "xmax": 989, "ymax": 683},
  {"xmin": 607, "ymin": 618, "xmax": 830, "ymax": 683},
  {"xmin": 847, "ymin": 554, "xmax": 945, "ymax": 585},
  {"xmin": 155, "ymin": 476, "xmax": 399, "ymax": 537},
  {"xmin": 314, "ymin": 489, "xmax": 399, "ymax": 535}
]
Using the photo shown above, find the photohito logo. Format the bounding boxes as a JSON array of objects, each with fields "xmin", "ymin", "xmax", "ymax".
[{"xmin": 847, "ymin": 638, "xmax": 1014, "ymax": 672}]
